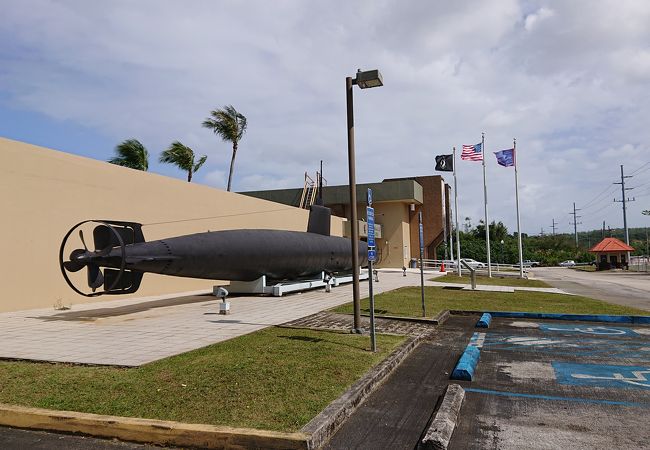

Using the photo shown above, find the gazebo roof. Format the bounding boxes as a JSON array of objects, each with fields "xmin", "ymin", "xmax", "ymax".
[{"xmin": 588, "ymin": 237, "xmax": 634, "ymax": 253}]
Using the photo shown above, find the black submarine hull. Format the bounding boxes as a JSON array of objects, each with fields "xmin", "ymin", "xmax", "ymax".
[
  {"xmin": 60, "ymin": 205, "xmax": 370, "ymax": 297},
  {"xmin": 114, "ymin": 229, "xmax": 368, "ymax": 281}
]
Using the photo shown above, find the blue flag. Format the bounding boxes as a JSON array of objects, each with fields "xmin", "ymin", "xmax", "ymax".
[{"xmin": 494, "ymin": 148, "xmax": 515, "ymax": 167}]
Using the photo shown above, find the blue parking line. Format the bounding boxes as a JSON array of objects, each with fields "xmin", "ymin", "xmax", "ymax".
[{"xmin": 464, "ymin": 387, "xmax": 650, "ymax": 408}]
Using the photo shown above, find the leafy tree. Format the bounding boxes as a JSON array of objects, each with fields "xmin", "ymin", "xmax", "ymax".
[
  {"xmin": 108, "ymin": 139, "xmax": 149, "ymax": 171},
  {"xmin": 202, "ymin": 105, "xmax": 247, "ymax": 191},
  {"xmin": 159, "ymin": 141, "xmax": 207, "ymax": 182}
]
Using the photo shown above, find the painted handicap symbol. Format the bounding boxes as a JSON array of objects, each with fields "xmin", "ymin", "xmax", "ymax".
[
  {"xmin": 540, "ymin": 323, "xmax": 633, "ymax": 336},
  {"xmin": 570, "ymin": 370, "xmax": 650, "ymax": 388},
  {"xmin": 553, "ymin": 362, "xmax": 650, "ymax": 390}
]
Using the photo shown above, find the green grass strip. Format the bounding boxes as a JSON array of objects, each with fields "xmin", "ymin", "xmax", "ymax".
[
  {"xmin": 331, "ymin": 286, "xmax": 649, "ymax": 319},
  {"xmin": 0, "ymin": 327, "xmax": 404, "ymax": 432},
  {"xmin": 436, "ymin": 274, "xmax": 551, "ymax": 287}
]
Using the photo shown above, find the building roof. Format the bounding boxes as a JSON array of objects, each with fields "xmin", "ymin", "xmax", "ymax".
[
  {"xmin": 588, "ymin": 237, "xmax": 634, "ymax": 253},
  {"xmin": 240, "ymin": 178, "xmax": 424, "ymax": 207}
]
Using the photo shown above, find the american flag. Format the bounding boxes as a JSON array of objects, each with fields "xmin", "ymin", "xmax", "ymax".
[{"xmin": 461, "ymin": 143, "xmax": 483, "ymax": 161}]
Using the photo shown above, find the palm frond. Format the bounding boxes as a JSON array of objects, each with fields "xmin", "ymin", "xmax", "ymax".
[
  {"xmin": 108, "ymin": 139, "xmax": 149, "ymax": 171},
  {"xmin": 193, "ymin": 155, "xmax": 208, "ymax": 172},
  {"xmin": 159, "ymin": 141, "xmax": 194, "ymax": 171},
  {"xmin": 202, "ymin": 105, "xmax": 247, "ymax": 144}
]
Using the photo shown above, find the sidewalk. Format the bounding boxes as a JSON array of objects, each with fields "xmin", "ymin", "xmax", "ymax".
[{"xmin": 0, "ymin": 272, "xmax": 421, "ymax": 367}]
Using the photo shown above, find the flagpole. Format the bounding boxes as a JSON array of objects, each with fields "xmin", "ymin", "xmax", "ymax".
[
  {"xmin": 453, "ymin": 146, "xmax": 462, "ymax": 276},
  {"xmin": 449, "ymin": 195, "xmax": 454, "ymax": 262},
  {"xmin": 514, "ymin": 138, "xmax": 524, "ymax": 278},
  {"xmin": 482, "ymin": 132, "xmax": 492, "ymax": 277}
]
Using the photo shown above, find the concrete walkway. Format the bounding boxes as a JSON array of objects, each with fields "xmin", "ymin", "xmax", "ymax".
[
  {"xmin": 0, "ymin": 271, "xmax": 424, "ymax": 367},
  {"xmin": 427, "ymin": 280, "xmax": 570, "ymax": 294}
]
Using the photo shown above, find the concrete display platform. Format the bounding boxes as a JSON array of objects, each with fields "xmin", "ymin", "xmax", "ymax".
[
  {"xmin": 449, "ymin": 317, "xmax": 650, "ymax": 449},
  {"xmin": 0, "ymin": 272, "xmax": 424, "ymax": 366}
]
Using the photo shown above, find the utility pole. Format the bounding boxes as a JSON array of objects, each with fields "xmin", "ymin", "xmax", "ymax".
[
  {"xmin": 613, "ymin": 165, "xmax": 635, "ymax": 246},
  {"xmin": 570, "ymin": 202, "xmax": 582, "ymax": 247},
  {"xmin": 602, "ymin": 221, "xmax": 606, "ymax": 239},
  {"xmin": 550, "ymin": 218, "xmax": 557, "ymax": 235}
]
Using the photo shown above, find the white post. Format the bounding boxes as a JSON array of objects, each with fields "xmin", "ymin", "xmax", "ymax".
[
  {"xmin": 453, "ymin": 146, "xmax": 462, "ymax": 276},
  {"xmin": 514, "ymin": 139, "xmax": 524, "ymax": 278},
  {"xmin": 482, "ymin": 133, "xmax": 492, "ymax": 277}
]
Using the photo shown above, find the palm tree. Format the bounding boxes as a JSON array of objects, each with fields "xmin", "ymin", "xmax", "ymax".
[
  {"xmin": 108, "ymin": 139, "xmax": 149, "ymax": 171},
  {"xmin": 159, "ymin": 141, "xmax": 207, "ymax": 182},
  {"xmin": 202, "ymin": 105, "xmax": 247, "ymax": 191}
]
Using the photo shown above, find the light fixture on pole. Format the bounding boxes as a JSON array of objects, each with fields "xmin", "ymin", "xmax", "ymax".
[{"xmin": 346, "ymin": 68, "xmax": 383, "ymax": 334}]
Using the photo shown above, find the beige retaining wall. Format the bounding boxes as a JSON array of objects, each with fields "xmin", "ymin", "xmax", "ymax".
[{"xmin": 0, "ymin": 138, "xmax": 344, "ymax": 312}]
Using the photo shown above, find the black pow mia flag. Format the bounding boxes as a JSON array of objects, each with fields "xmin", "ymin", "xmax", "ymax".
[{"xmin": 435, "ymin": 154, "xmax": 453, "ymax": 172}]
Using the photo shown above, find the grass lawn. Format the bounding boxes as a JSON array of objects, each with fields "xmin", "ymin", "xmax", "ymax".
[
  {"xmin": 331, "ymin": 286, "xmax": 650, "ymax": 319},
  {"xmin": 0, "ymin": 327, "xmax": 404, "ymax": 432},
  {"xmin": 435, "ymin": 274, "xmax": 550, "ymax": 288}
]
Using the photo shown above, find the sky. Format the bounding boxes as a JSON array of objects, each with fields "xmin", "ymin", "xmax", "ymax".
[{"xmin": 1, "ymin": 0, "xmax": 649, "ymax": 236}]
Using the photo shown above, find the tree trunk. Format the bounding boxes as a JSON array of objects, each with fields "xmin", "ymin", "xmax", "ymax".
[
  {"xmin": 187, "ymin": 168, "xmax": 192, "ymax": 182},
  {"xmin": 227, "ymin": 142, "xmax": 237, "ymax": 191}
]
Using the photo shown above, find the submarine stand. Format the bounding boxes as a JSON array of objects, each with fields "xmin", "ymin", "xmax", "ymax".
[{"xmin": 215, "ymin": 270, "xmax": 369, "ymax": 297}]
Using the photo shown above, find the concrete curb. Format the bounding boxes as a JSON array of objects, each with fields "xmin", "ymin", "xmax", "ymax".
[
  {"xmin": 301, "ymin": 332, "xmax": 428, "ymax": 449},
  {"xmin": 486, "ymin": 311, "xmax": 650, "ymax": 324},
  {"xmin": 361, "ymin": 310, "xmax": 450, "ymax": 325},
  {"xmin": 450, "ymin": 332, "xmax": 483, "ymax": 381},
  {"xmin": 0, "ymin": 404, "xmax": 309, "ymax": 449},
  {"xmin": 476, "ymin": 313, "xmax": 492, "ymax": 328},
  {"xmin": 419, "ymin": 384, "xmax": 465, "ymax": 450},
  {"xmin": 448, "ymin": 310, "xmax": 650, "ymax": 324}
]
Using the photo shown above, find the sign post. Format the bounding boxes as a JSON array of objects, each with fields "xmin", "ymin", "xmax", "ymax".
[
  {"xmin": 367, "ymin": 188, "xmax": 377, "ymax": 352},
  {"xmin": 418, "ymin": 211, "xmax": 426, "ymax": 317}
]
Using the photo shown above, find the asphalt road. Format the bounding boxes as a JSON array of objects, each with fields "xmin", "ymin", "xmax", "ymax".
[
  {"xmin": 530, "ymin": 267, "xmax": 650, "ymax": 311},
  {"xmin": 0, "ymin": 426, "xmax": 165, "ymax": 449}
]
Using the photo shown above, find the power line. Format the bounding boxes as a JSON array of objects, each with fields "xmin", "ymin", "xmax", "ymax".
[
  {"xmin": 581, "ymin": 184, "xmax": 617, "ymax": 210},
  {"xmin": 582, "ymin": 201, "xmax": 614, "ymax": 218},
  {"xmin": 630, "ymin": 161, "xmax": 650, "ymax": 176}
]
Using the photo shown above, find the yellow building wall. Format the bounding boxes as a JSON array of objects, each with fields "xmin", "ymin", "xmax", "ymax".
[
  {"xmin": 372, "ymin": 202, "xmax": 411, "ymax": 269},
  {"xmin": 0, "ymin": 138, "xmax": 344, "ymax": 312}
]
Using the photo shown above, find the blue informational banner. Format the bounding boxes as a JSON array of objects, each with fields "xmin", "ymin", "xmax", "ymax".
[
  {"xmin": 367, "ymin": 206, "xmax": 375, "ymax": 248},
  {"xmin": 367, "ymin": 188, "xmax": 373, "ymax": 206},
  {"xmin": 368, "ymin": 249, "xmax": 376, "ymax": 262}
]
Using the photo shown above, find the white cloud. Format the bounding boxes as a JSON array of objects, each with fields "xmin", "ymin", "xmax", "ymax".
[
  {"xmin": 1, "ymin": 0, "xmax": 649, "ymax": 234},
  {"xmin": 524, "ymin": 7, "xmax": 555, "ymax": 31}
]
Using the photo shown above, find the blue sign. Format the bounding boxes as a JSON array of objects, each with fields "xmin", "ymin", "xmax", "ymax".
[
  {"xmin": 419, "ymin": 222, "xmax": 424, "ymax": 252},
  {"xmin": 366, "ymin": 206, "xmax": 375, "ymax": 248},
  {"xmin": 368, "ymin": 249, "xmax": 376, "ymax": 262},
  {"xmin": 367, "ymin": 188, "xmax": 373, "ymax": 206}
]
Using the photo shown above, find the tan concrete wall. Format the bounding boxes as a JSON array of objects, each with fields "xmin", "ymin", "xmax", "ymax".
[
  {"xmin": 372, "ymin": 202, "xmax": 411, "ymax": 268},
  {"xmin": 408, "ymin": 176, "xmax": 446, "ymax": 260},
  {"xmin": 0, "ymin": 138, "xmax": 344, "ymax": 312}
]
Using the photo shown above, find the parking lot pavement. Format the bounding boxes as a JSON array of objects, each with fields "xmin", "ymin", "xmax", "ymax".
[{"xmin": 450, "ymin": 318, "xmax": 650, "ymax": 449}]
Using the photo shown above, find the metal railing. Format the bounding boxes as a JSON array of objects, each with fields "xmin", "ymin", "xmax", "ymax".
[{"xmin": 418, "ymin": 259, "xmax": 528, "ymax": 276}]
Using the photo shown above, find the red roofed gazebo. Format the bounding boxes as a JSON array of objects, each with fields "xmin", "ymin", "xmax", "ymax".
[{"xmin": 589, "ymin": 237, "xmax": 634, "ymax": 270}]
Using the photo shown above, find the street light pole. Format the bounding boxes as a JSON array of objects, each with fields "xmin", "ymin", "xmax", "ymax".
[
  {"xmin": 345, "ymin": 76, "xmax": 361, "ymax": 333},
  {"xmin": 346, "ymin": 69, "xmax": 383, "ymax": 334}
]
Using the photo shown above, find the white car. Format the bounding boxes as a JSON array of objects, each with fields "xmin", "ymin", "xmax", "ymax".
[
  {"xmin": 559, "ymin": 260, "xmax": 576, "ymax": 267},
  {"xmin": 460, "ymin": 258, "xmax": 486, "ymax": 269}
]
